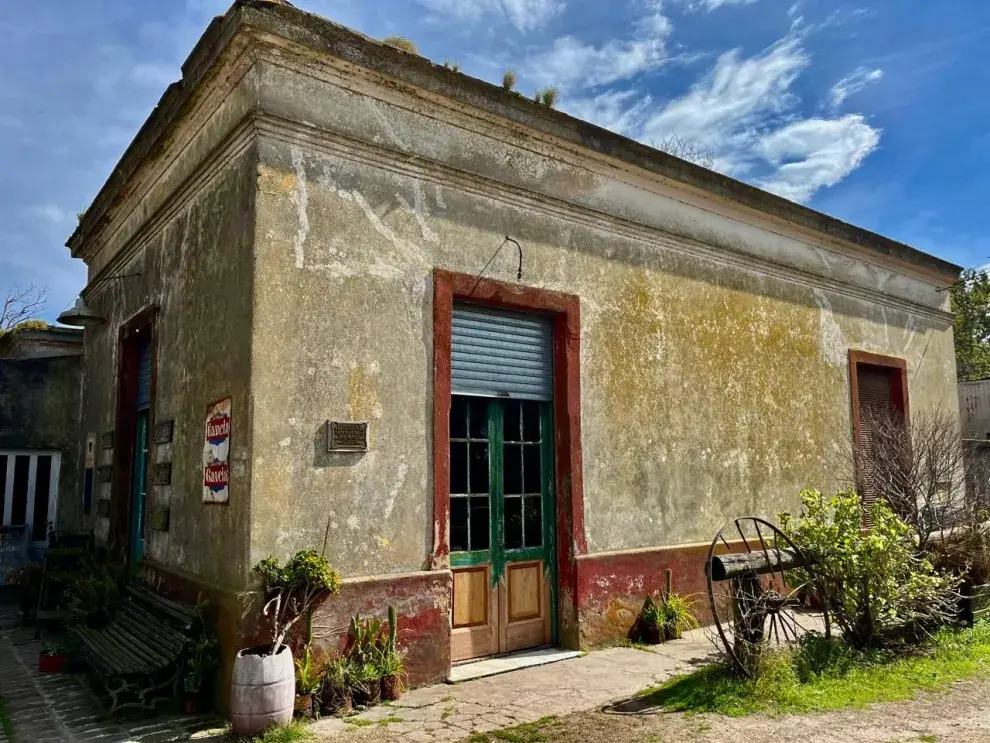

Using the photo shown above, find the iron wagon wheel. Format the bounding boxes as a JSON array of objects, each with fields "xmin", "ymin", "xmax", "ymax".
[{"xmin": 705, "ymin": 516, "xmax": 830, "ymax": 678}]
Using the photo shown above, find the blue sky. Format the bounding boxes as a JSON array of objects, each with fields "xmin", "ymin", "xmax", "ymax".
[{"xmin": 2, "ymin": 0, "xmax": 989, "ymax": 321}]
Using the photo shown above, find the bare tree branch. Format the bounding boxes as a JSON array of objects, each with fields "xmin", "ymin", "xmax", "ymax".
[
  {"xmin": 1, "ymin": 284, "xmax": 47, "ymax": 332},
  {"xmin": 652, "ymin": 134, "xmax": 717, "ymax": 170}
]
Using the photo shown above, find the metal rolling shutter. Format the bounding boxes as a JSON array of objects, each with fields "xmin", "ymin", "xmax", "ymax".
[
  {"xmin": 856, "ymin": 364, "xmax": 895, "ymax": 509},
  {"xmin": 136, "ymin": 339, "xmax": 152, "ymax": 411},
  {"xmin": 451, "ymin": 303, "xmax": 553, "ymax": 401}
]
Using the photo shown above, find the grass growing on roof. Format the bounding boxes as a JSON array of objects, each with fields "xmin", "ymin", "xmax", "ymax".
[{"xmin": 640, "ymin": 622, "xmax": 990, "ymax": 717}]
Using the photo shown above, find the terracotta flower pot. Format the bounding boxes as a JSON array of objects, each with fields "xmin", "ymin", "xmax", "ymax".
[
  {"xmin": 294, "ymin": 693, "xmax": 313, "ymax": 718},
  {"xmin": 230, "ymin": 644, "xmax": 294, "ymax": 735},
  {"xmin": 38, "ymin": 653, "xmax": 66, "ymax": 673},
  {"xmin": 381, "ymin": 674, "xmax": 404, "ymax": 701},
  {"xmin": 353, "ymin": 679, "xmax": 381, "ymax": 707}
]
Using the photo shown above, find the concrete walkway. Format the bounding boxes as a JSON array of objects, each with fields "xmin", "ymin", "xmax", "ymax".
[
  {"xmin": 312, "ymin": 628, "xmax": 717, "ymax": 742},
  {"xmin": 0, "ymin": 605, "xmax": 221, "ymax": 742}
]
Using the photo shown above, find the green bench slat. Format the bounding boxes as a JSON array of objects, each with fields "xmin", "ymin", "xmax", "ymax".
[
  {"xmin": 116, "ymin": 609, "xmax": 185, "ymax": 658},
  {"xmin": 127, "ymin": 585, "xmax": 197, "ymax": 627},
  {"xmin": 101, "ymin": 623, "xmax": 171, "ymax": 669},
  {"xmin": 120, "ymin": 602, "xmax": 189, "ymax": 650},
  {"xmin": 76, "ymin": 627, "xmax": 146, "ymax": 675}
]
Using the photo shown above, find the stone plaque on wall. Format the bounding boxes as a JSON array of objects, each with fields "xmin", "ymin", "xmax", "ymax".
[
  {"xmin": 151, "ymin": 462, "xmax": 172, "ymax": 486},
  {"xmin": 100, "ymin": 430, "xmax": 114, "ymax": 449},
  {"xmin": 328, "ymin": 420, "xmax": 370, "ymax": 452},
  {"xmin": 96, "ymin": 465, "xmax": 113, "ymax": 484},
  {"xmin": 96, "ymin": 498, "xmax": 111, "ymax": 518},
  {"xmin": 154, "ymin": 420, "xmax": 174, "ymax": 444}
]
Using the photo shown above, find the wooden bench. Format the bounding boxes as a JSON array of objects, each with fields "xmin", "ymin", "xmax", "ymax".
[{"xmin": 73, "ymin": 584, "xmax": 198, "ymax": 715}]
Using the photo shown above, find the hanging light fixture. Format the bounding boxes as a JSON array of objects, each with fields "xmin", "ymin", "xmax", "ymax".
[
  {"xmin": 56, "ymin": 295, "xmax": 106, "ymax": 327},
  {"xmin": 55, "ymin": 271, "xmax": 142, "ymax": 328}
]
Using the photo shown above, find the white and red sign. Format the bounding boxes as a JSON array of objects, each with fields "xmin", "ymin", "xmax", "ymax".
[{"xmin": 202, "ymin": 397, "xmax": 231, "ymax": 504}]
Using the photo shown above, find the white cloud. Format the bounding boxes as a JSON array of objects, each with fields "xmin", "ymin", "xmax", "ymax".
[
  {"xmin": 563, "ymin": 90, "xmax": 655, "ymax": 136},
  {"xmin": 641, "ymin": 37, "xmax": 809, "ymax": 169},
  {"xmin": 527, "ymin": 35, "xmax": 670, "ymax": 88},
  {"xmin": 829, "ymin": 66, "xmax": 883, "ymax": 109},
  {"xmin": 31, "ymin": 204, "xmax": 72, "ymax": 224},
  {"xmin": 416, "ymin": 0, "xmax": 563, "ymax": 32},
  {"xmin": 679, "ymin": 0, "xmax": 757, "ymax": 11},
  {"xmin": 755, "ymin": 116, "xmax": 881, "ymax": 202},
  {"xmin": 525, "ymin": 1, "xmax": 672, "ymax": 88}
]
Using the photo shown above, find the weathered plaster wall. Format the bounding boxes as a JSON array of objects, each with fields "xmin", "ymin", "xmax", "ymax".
[
  {"xmin": 78, "ymin": 146, "xmax": 257, "ymax": 588},
  {"xmin": 0, "ymin": 355, "xmax": 83, "ymax": 529},
  {"xmin": 248, "ymin": 55, "xmax": 958, "ymax": 575}
]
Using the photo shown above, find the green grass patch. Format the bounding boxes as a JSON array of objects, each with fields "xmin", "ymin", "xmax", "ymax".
[
  {"xmin": 466, "ymin": 716, "xmax": 561, "ymax": 742},
  {"xmin": 641, "ymin": 622, "xmax": 990, "ymax": 717},
  {"xmin": 344, "ymin": 718, "xmax": 375, "ymax": 728},
  {"xmin": 378, "ymin": 715, "xmax": 404, "ymax": 727},
  {"xmin": 224, "ymin": 720, "xmax": 313, "ymax": 743},
  {"xmin": 0, "ymin": 697, "xmax": 13, "ymax": 741}
]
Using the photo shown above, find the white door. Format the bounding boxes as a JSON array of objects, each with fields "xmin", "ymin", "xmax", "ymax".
[{"xmin": 0, "ymin": 450, "xmax": 60, "ymax": 548}]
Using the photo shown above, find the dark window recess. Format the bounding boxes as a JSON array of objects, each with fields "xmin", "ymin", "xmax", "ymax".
[
  {"xmin": 450, "ymin": 397, "xmax": 468, "ymax": 439},
  {"xmin": 11, "ymin": 455, "xmax": 29, "ymax": 525},
  {"xmin": 32, "ymin": 456, "xmax": 52, "ymax": 541},
  {"xmin": 524, "ymin": 496, "xmax": 542, "ymax": 547},
  {"xmin": 523, "ymin": 445, "xmax": 541, "ymax": 493},
  {"xmin": 522, "ymin": 401, "xmax": 541, "ymax": 442},
  {"xmin": 504, "ymin": 445, "xmax": 522, "ymax": 495},
  {"xmin": 470, "ymin": 497, "xmax": 490, "ymax": 550},
  {"xmin": 450, "ymin": 498, "xmax": 469, "ymax": 552},
  {"xmin": 468, "ymin": 399, "xmax": 489, "ymax": 440},
  {"xmin": 469, "ymin": 443, "xmax": 489, "ymax": 494},
  {"xmin": 450, "ymin": 442, "xmax": 468, "ymax": 494},
  {"xmin": 504, "ymin": 497, "xmax": 523, "ymax": 549}
]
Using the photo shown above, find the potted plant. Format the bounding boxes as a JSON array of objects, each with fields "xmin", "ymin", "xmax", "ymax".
[
  {"xmin": 38, "ymin": 637, "xmax": 70, "ymax": 673},
  {"xmin": 319, "ymin": 656, "xmax": 352, "ymax": 716},
  {"xmin": 658, "ymin": 591, "xmax": 698, "ymax": 640},
  {"xmin": 6, "ymin": 562, "xmax": 42, "ymax": 623},
  {"xmin": 379, "ymin": 606, "xmax": 406, "ymax": 701},
  {"xmin": 638, "ymin": 598, "xmax": 665, "ymax": 645},
  {"xmin": 293, "ymin": 645, "xmax": 322, "ymax": 718},
  {"xmin": 347, "ymin": 615, "xmax": 384, "ymax": 707},
  {"xmin": 182, "ymin": 617, "xmax": 219, "ymax": 714},
  {"xmin": 230, "ymin": 550, "xmax": 340, "ymax": 735}
]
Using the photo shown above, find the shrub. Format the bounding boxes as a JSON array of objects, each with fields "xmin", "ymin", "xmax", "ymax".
[
  {"xmin": 254, "ymin": 550, "xmax": 340, "ymax": 655},
  {"xmin": 780, "ymin": 489, "xmax": 960, "ymax": 648},
  {"xmin": 63, "ymin": 551, "xmax": 132, "ymax": 628}
]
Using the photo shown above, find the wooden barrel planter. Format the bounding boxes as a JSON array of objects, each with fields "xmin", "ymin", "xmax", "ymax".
[{"xmin": 230, "ymin": 645, "xmax": 295, "ymax": 735}]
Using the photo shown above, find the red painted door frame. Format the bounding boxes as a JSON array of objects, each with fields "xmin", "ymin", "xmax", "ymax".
[
  {"xmin": 432, "ymin": 269, "xmax": 586, "ymax": 649},
  {"xmin": 110, "ymin": 305, "xmax": 158, "ymax": 561}
]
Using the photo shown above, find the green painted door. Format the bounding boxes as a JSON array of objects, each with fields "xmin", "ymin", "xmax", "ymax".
[{"xmin": 449, "ymin": 395, "xmax": 557, "ymax": 661}]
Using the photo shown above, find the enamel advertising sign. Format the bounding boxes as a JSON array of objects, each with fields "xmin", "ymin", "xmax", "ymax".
[{"xmin": 202, "ymin": 397, "xmax": 231, "ymax": 504}]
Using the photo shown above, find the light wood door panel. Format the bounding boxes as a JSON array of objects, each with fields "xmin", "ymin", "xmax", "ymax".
[
  {"xmin": 451, "ymin": 566, "xmax": 497, "ymax": 662},
  {"xmin": 501, "ymin": 560, "xmax": 551, "ymax": 653}
]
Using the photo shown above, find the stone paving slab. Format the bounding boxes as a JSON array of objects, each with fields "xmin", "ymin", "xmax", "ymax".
[
  {"xmin": 311, "ymin": 628, "xmax": 717, "ymax": 741},
  {"xmin": 0, "ymin": 606, "xmax": 223, "ymax": 742}
]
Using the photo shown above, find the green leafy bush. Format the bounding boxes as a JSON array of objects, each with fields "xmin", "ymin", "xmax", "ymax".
[
  {"xmin": 780, "ymin": 489, "xmax": 960, "ymax": 648},
  {"xmin": 253, "ymin": 550, "xmax": 340, "ymax": 655},
  {"xmin": 63, "ymin": 552, "xmax": 133, "ymax": 628}
]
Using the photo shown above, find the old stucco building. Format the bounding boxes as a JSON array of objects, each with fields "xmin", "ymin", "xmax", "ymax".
[{"xmin": 63, "ymin": 0, "xmax": 960, "ymax": 693}]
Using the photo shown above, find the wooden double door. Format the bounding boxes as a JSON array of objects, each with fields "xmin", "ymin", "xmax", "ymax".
[{"xmin": 449, "ymin": 395, "xmax": 557, "ymax": 662}]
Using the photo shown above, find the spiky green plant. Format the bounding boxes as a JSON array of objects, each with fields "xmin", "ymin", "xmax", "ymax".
[
  {"xmin": 382, "ymin": 35, "xmax": 419, "ymax": 54},
  {"xmin": 534, "ymin": 86, "xmax": 558, "ymax": 108},
  {"xmin": 443, "ymin": 60, "xmax": 462, "ymax": 72},
  {"xmin": 502, "ymin": 70, "xmax": 517, "ymax": 91}
]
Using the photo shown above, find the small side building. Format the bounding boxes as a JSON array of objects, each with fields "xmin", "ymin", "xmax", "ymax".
[
  {"xmin": 0, "ymin": 326, "xmax": 84, "ymax": 564},
  {"xmin": 60, "ymin": 1, "xmax": 962, "ymax": 701}
]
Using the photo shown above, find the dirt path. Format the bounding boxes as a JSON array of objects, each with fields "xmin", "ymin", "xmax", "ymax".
[{"xmin": 341, "ymin": 677, "xmax": 990, "ymax": 743}]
